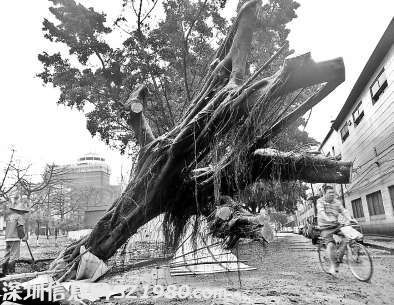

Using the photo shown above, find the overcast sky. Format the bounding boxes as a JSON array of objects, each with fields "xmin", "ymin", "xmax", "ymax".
[{"xmin": 0, "ymin": 0, "xmax": 393, "ymax": 184}]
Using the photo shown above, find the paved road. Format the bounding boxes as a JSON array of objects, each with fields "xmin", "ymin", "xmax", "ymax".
[
  {"xmin": 103, "ymin": 233, "xmax": 394, "ymax": 305},
  {"xmin": 232, "ymin": 233, "xmax": 394, "ymax": 304}
]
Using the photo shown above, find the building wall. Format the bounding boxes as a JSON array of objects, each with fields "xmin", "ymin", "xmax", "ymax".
[
  {"xmin": 319, "ymin": 133, "xmax": 345, "ymax": 203},
  {"xmin": 56, "ymin": 155, "xmax": 121, "ymax": 228},
  {"xmin": 84, "ymin": 210, "xmax": 107, "ymax": 228},
  {"xmin": 338, "ymin": 44, "xmax": 394, "ymax": 168},
  {"xmin": 319, "ymin": 130, "xmax": 342, "ymax": 159},
  {"xmin": 334, "ymin": 44, "xmax": 394, "ymax": 235},
  {"xmin": 60, "ymin": 165, "xmax": 111, "ymax": 188}
]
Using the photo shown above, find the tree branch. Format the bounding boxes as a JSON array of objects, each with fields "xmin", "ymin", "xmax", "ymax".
[
  {"xmin": 93, "ymin": 50, "xmax": 106, "ymax": 70},
  {"xmin": 181, "ymin": 0, "xmax": 210, "ymax": 104},
  {"xmin": 251, "ymin": 148, "xmax": 353, "ymax": 184},
  {"xmin": 137, "ymin": 0, "xmax": 143, "ymax": 34},
  {"xmin": 251, "ymin": 60, "xmax": 344, "ymax": 150},
  {"xmin": 140, "ymin": 0, "xmax": 160, "ymax": 24},
  {"xmin": 158, "ymin": 77, "xmax": 176, "ymax": 127},
  {"xmin": 123, "ymin": 85, "xmax": 155, "ymax": 146},
  {"xmin": 190, "ymin": 149, "xmax": 353, "ymax": 201},
  {"xmin": 150, "ymin": 75, "xmax": 171, "ymax": 130},
  {"xmin": 0, "ymin": 149, "xmax": 15, "ymax": 191},
  {"xmin": 228, "ymin": 0, "xmax": 259, "ymax": 85}
]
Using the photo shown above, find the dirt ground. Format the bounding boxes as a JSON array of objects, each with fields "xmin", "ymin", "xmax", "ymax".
[
  {"xmin": 0, "ymin": 237, "xmax": 65, "ymax": 273},
  {"xmin": 98, "ymin": 233, "xmax": 394, "ymax": 305},
  {"xmin": 1, "ymin": 234, "xmax": 393, "ymax": 304}
]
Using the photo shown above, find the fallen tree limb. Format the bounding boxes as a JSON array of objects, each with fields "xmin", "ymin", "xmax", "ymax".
[
  {"xmin": 191, "ymin": 149, "xmax": 352, "ymax": 197},
  {"xmin": 251, "ymin": 148, "xmax": 352, "ymax": 184}
]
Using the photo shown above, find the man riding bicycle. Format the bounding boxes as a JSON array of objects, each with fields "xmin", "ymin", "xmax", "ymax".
[{"xmin": 317, "ymin": 184, "xmax": 352, "ymax": 275}]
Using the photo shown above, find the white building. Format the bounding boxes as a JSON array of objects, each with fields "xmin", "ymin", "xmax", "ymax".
[
  {"xmin": 56, "ymin": 153, "xmax": 121, "ymax": 227},
  {"xmin": 319, "ymin": 18, "xmax": 394, "ymax": 235}
]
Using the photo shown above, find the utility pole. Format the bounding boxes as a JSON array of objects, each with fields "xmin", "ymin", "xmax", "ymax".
[
  {"xmin": 310, "ymin": 183, "xmax": 317, "ymax": 216},
  {"xmin": 340, "ymin": 184, "xmax": 346, "ymax": 208}
]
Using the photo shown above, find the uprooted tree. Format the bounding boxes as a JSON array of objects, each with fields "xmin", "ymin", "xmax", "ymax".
[{"xmin": 46, "ymin": 0, "xmax": 352, "ymax": 279}]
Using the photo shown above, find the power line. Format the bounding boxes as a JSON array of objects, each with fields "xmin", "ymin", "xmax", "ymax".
[
  {"xmin": 348, "ymin": 168, "xmax": 394, "ymax": 194},
  {"xmin": 352, "ymin": 143, "xmax": 394, "ymax": 172},
  {"xmin": 351, "ymin": 145, "xmax": 394, "ymax": 181}
]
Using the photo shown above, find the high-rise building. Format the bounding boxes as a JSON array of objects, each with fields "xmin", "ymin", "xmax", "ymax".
[{"xmin": 56, "ymin": 153, "xmax": 121, "ymax": 227}]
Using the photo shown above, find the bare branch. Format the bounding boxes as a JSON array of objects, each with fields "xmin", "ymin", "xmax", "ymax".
[
  {"xmin": 0, "ymin": 148, "xmax": 15, "ymax": 191},
  {"xmin": 93, "ymin": 50, "xmax": 106, "ymax": 70},
  {"xmin": 140, "ymin": 0, "xmax": 160, "ymax": 24}
]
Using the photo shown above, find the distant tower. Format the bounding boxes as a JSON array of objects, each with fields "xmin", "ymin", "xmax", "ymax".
[
  {"xmin": 56, "ymin": 153, "xmax": 121, "ymax": 228},
  {"xmin": 73, "ymin": 152, "xmax": 111, "ymax": 188}
]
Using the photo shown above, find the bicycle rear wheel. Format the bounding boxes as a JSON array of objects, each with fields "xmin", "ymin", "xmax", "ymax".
[
  {"xmin": 346, "ymin": 242, "xmax": 373, "ymax": 282},
  {"xmin": 317, "ymin": 240, "xmax": 331, "ymax": 274}
]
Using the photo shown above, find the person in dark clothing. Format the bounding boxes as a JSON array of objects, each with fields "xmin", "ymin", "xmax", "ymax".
[{"xmin": 1, "ymin": 195, "xmax": 30, "ymax": 276}]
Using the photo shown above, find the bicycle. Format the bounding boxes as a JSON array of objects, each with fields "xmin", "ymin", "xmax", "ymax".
[{"xmin": 317, "ymin": 225, "xmax": 373, "ymax": 282}]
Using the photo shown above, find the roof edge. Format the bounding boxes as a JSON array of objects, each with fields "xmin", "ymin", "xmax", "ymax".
[
  {"xmin": 332, "ymin": 17, "xmax": 394, "ymax": 130},
  {"xmin": 318, "ymin": 126, "xmax": 334, "ymax": 151}
]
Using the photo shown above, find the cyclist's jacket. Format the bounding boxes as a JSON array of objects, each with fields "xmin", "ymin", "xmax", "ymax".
[{"xmin": 316, "ymin": 198, "xmax": 350, "ymax": 229}]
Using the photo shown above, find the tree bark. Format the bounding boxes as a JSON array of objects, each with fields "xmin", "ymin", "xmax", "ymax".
[
  {"xmin": 123, "ymin": 84, "xmax": 155, "ymax": 147},
  {"xmin": 189, "ymin": 149, "xmax": 352, "ymax": 202},
  {"xmin": 251, "ymin": 149, "xmax": 352, "ymax": 184},
  {"xmin": 50, "ymin": 0, "xmax": 348, "ymax": 279}
]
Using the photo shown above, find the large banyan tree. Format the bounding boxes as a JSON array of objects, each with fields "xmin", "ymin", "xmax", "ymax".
[{"xmin": 47, "ymin": 0, "xmax": 351, "ymax": 278}]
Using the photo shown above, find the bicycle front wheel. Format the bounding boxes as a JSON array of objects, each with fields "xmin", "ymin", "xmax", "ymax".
[
  {"xmin": 317, "ymin": 240, "xmax": 331, "ymax": 274},
  {"xmin": 346, "ymin": 242, "xmax": 373, "ymax": 282}
]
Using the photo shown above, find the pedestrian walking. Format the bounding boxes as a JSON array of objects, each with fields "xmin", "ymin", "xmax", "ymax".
[{"xmin": 0, "ymin": 195, "xmax": 30, "ymax": 276}]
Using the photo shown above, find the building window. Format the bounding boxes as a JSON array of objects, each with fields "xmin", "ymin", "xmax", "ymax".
[
  {"xmin": 340, "ymin": 124, "xmax": 349, "ymax": 142},
  {"xmin": 389, "ymin": 185, "xmax": 394, "ymax": 211},
  {"xmin": 370, "ymin": 68, "xmax": 388, "ymax": 104},
  {"xmin": 351, "ymin": 198, "xmax": 364, "ymax": 218},
  {"xmin": 366, "ymin": 190, "xmax": 385, "ymax": 216},
  {"xmin": 352, "ymin": 101, "xmax": 364, "ymax": 125}
]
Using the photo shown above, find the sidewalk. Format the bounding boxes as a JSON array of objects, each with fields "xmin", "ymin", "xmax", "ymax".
[{"xmin": 363, "ymin": 235, "xmax": 394, "ymax": 253}]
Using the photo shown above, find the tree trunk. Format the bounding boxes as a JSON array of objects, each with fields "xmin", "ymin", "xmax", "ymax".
[{"xmin": 50, "ymin": 0, "xmax": 348, "ymax": 278}]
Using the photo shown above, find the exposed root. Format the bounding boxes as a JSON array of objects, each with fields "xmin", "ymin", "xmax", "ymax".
[{"xmin": 49, "ymin": 0, "xmax": 347, "ymax": 281}]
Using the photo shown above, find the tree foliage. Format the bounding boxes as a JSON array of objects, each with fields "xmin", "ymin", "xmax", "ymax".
[
  {"xmin": 240, "ymin": 180, "xmax": 309, "ymax": 213},
  {"xmin": 38, "ymin": 0, "xmax": 301, "ymax": 153},
  {"xmin": 269, "ymin": 211, "xmax": 289, "ymax": 227},
  {"xmin": 37, "ymin": 0, "xmax": 318, "ymax": 240},
  {"xmin": 43, "ymin": 0, "xmax": 349, "ymax": 278},
  {"xmin": 240, "ymin": 115, "xmax": 318, "ymax": 213}
]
